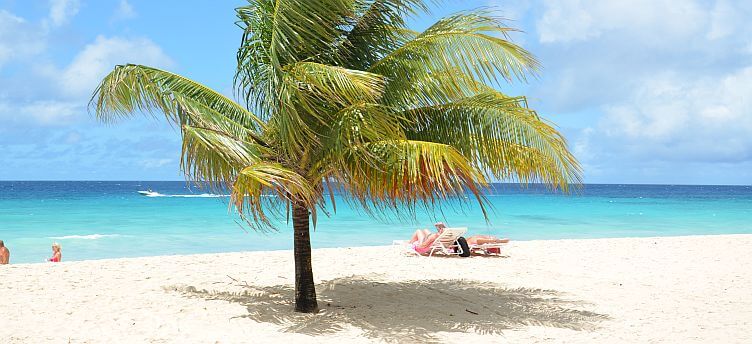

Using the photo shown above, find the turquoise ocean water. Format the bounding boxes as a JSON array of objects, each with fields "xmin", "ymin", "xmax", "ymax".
[{"xmin": 0, "ymin": 181, "xmax": 750, "ymax": 263}]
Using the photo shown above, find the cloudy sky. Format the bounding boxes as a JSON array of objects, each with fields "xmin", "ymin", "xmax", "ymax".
[{"xmin": 1, "ymin": 0, "xmax": 750, "ymax": 184}]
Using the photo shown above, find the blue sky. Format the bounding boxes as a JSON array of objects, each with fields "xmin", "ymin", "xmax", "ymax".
[{"xmin": 1, "ymin": 0, "xmax": 750, "ymax": 184}]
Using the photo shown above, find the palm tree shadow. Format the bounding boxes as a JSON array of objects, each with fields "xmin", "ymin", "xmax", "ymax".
[{"xmin": 169, "ymin": 277, "xmax": 608, "ymax": 342}]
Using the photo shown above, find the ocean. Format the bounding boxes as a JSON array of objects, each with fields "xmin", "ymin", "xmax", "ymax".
[{"xmin": 0, "ymin": 181, "xmax": 750, "ymax": 263}]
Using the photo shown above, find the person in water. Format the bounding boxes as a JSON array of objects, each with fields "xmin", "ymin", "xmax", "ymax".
[
  {"xmin": 0, "ymin": 240, "xmax": 9, "ymax": 264},
  {"xmin": 48, "ymin": 242, "xmax": 62, "ymax": 262}
]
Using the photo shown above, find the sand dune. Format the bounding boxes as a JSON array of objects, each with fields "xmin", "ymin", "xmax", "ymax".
[{"xmin": 1, "ymin": 235, "xmax": 751, "ymax": 343}]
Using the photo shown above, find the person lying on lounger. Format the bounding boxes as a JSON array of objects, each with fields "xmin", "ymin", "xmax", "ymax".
[
  {"xmin": 409, "ymin": 222, "xmax": 510, "ymax": 247},
  {"xmin": 410, "ymin": 222, "xmax": 509, "ymax": 254},
  {"xmin": 466, "ymin": 235, "xmax": 510, "ymax": 246}
]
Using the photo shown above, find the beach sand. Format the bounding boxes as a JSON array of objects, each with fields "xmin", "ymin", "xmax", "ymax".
[{"xmin": 1, "ymin": 234, "xmax": 750, "ymax": 343}]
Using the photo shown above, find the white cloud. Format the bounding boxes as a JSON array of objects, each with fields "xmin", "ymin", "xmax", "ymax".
[
  {"xmin": 0, "ymin": 100, "xmax": 80, "ymax": 125},
  {"xmin": 599, "ymin": 67, "xmax": 752, "ymax": 162},
  {"xmin": 114, "ymin": 0, "xmax": 137, "ymax": 21},
  {"xmin": 139, "ymin": 158, "xmax": 173, "ymax": 169},
  {"xmin": 48, "ymin": 0, "xmax": 80, "ymax": 27},
  {"xmin": 0, "ymin": 10, "xmax": 46, "ymax": 68},
  {"xmin": 60, "ymin": 36, "xmax": 173, "ymax": 97},
  {"xmin": 537, "ymin": 0, "xmax": 706, "ymax": 44},
  {"xmin": 505, "ymin": 0, "xmax": 752, "ymax": 182},
  {"xmin": 707, "ymin": 0, "xmax": 743, "ymax": 40},
  {"xmin": 573, "ymin": 127, "xmax": 594, "ymax": 160},
  {"xmin": 19, "ymin": 101, "xmax": 81, "ymax": 125},
  {"xmin": 528, "ymin": 0, "xmax": 752, "ymax": 110},
  {"xmin": 570, "ymin": 127, "xmax": 608, "ymax": 179},
  {"xmin": 488, "ymin": 0, "xmax": 532, "ymax": 22},
  {"xmin": 536, "ymin": 0, "xmax": 596, "ymax": 43},
  {"xmin": 1, "ymin": 33, "xmax": 172, "ymax": 126},
  {"xmin": 63, "ymin": 131, "xmax": 82, "ymax": 144},
  {"xmin": 0, "ymin": 6, "xmax": 173, "ymax": 126}
]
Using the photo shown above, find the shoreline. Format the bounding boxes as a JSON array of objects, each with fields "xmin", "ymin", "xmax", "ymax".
[
  {"xmin": 4, "ymin": 232, "xmax": 752, "ymax": 266},
  {"xmin": 1, "ymin": 234, "xmax": 751, "ymax": 343}
]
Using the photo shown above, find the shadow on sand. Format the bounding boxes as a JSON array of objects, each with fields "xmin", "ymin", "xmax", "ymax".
[{"xmin": 168, "ymin": 276, "xmax": 608, "ymax": 342}]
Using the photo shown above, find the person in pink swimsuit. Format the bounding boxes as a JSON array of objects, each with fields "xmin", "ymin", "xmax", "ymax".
[
  {"xmin": 408, "ymin": 222, "xmax": 448, "ymax": 254},
  {"xmin": 48, "ymin": 242, "xmax": 62, "ymax": 262}
]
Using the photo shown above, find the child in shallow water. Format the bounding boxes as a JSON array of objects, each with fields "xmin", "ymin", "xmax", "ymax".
[
  {"xmin": 0, "ymin": 240, "xmax": 9, "ymax": 264},
  {"xmin": 48, "ymin": 242, "xmax": 62, "ymax": 262}
]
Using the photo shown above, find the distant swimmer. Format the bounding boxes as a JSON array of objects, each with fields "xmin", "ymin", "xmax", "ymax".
[
  {"xmin": 0, "ymin": 240, "xmax": 9, "ymax": 264},
  {"xmin": 47, "ymin": 242, "xmax": 62, "ymax": 262}
]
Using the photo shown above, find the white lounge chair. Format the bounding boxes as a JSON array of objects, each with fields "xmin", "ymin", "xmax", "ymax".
[{"xmin": 400, "ymin": 227, "xmax": 468, "ymax": 257}]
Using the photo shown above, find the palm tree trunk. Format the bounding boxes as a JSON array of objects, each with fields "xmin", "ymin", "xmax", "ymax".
[{"xmin": 292, "ymin": 201, "xmax": 319, "ymax": 313}]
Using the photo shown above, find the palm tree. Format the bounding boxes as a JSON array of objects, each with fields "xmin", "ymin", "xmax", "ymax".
[{"xmin": 90, "ymin": 0, "xmax": 580, "ymax": 313}]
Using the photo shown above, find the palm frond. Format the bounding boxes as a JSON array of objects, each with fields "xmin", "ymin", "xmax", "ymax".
[
  {"xmin": 241, "ymin": 0, "xmax": 356, "ymax": 67},
  {"xmin": 370, "ymin": 11, "xmax": 539, "ymax": 85},
  {"xmin": 403, "ymin": 92, "xmax": 582, "ymax": 191},
  {"xmin": 487, "ymin": 141, "xmax": 581, "ymax": 189},
  {"xmin": 334, "ymin": 139, "xmax": 490, "ymax": 217},
  {"xmin": 265, "ymin": 62, "xmax": 388, "ymax": 160},
  {"xmin": 180, "ymin": 125, "xmax": 269, "ymax": 191},
  {"xmin": 327, "ymin": 103, "xmax": 404, "ymax": 146},
  {"xmin": 335, "ymin": 0, "xmax": 429, "ymax": 69},
  {"xmin": 382, "ymin": 67, "xmax": 491, "ymax": 109},
  {"xmin": 285, "ymin": 62, "xmax": 386, "ymax": 106},
  {"xmin": 174, "ymin": 94, "xmax": 268, "ymax": 147},
  {"xmin": 231, "ymin": 162, "xmax": 319, "ymax": 230},
  {"xmin": 235, "ymin": 0, "xmax": 359, "ymax": 110},
  {"xmin": 311, "ymin": 103, "xmax": 405, "ymax": 175},
  {"xmin": 91, "ymin": 64, "xmax": 265, "ymax": 131}
]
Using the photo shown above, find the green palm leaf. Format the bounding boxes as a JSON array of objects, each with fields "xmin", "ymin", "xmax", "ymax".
[
  {"xmin": 370, "ymin": 11, "xmax": 539, "ymax": 85},
  {"xmin": 180, "ymin": 126, "xmax": 250, "ymax": 191},
  {"xmin": 403, "ymin": 92, "xmax": 581, "ymax": 190},
  {"xmin": 91, "ymin": 64, "xmax": 264, "ymax": 131},
  {"xmin": 285, "ymin": 62, "xmax": 386, "ymax": 106},
  {"xmin": 335, "ymin": 0, "xmax": 429, "ymax": 69},
  {"xmin": 383, "ymin": 67, "xmax": 490, "ymax": 109},
  {"xmin": 335, "ymin": 140, "xmax": 489, "ymax": 216},
  {"xmin": 231, "ymin": 162, "xmax": 318, "ymax": 230}
]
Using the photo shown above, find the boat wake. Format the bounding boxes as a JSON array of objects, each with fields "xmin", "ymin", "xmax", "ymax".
[
  {"xmin": 138, "ymin": 191, "xmax": 227, "ymax": 198},
  {"xmin": 169, "ymin": 193, "xmax": 227, "ymax": 198}
]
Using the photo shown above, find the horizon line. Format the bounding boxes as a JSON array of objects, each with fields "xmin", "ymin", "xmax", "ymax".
[{"xmin": 0, "ymin": 180, "xmax": 749, "ymax": 187}]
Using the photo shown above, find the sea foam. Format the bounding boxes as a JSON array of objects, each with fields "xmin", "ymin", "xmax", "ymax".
[{"xmin": 144, "ymin": 192, "xmax": 226, "ymax": 198}]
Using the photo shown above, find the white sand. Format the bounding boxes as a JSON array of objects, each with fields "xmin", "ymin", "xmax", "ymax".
[{"xmin": 1, "ymin": 234, "xmax": 751, "ymax": 343}]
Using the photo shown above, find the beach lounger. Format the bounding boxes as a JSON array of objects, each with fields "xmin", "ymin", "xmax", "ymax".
[
  {"xmin": 398, "ymin": 227, "xmax": 468, "ymax": 257},
  {"xmin": 468, "ymin": 242, "xmax": 507, "ymax": 255}
]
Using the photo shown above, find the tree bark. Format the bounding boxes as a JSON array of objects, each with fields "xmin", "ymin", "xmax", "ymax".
[{"xmin": 292, "ymin": 201, "xmax": 319, "ymax": 313}]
